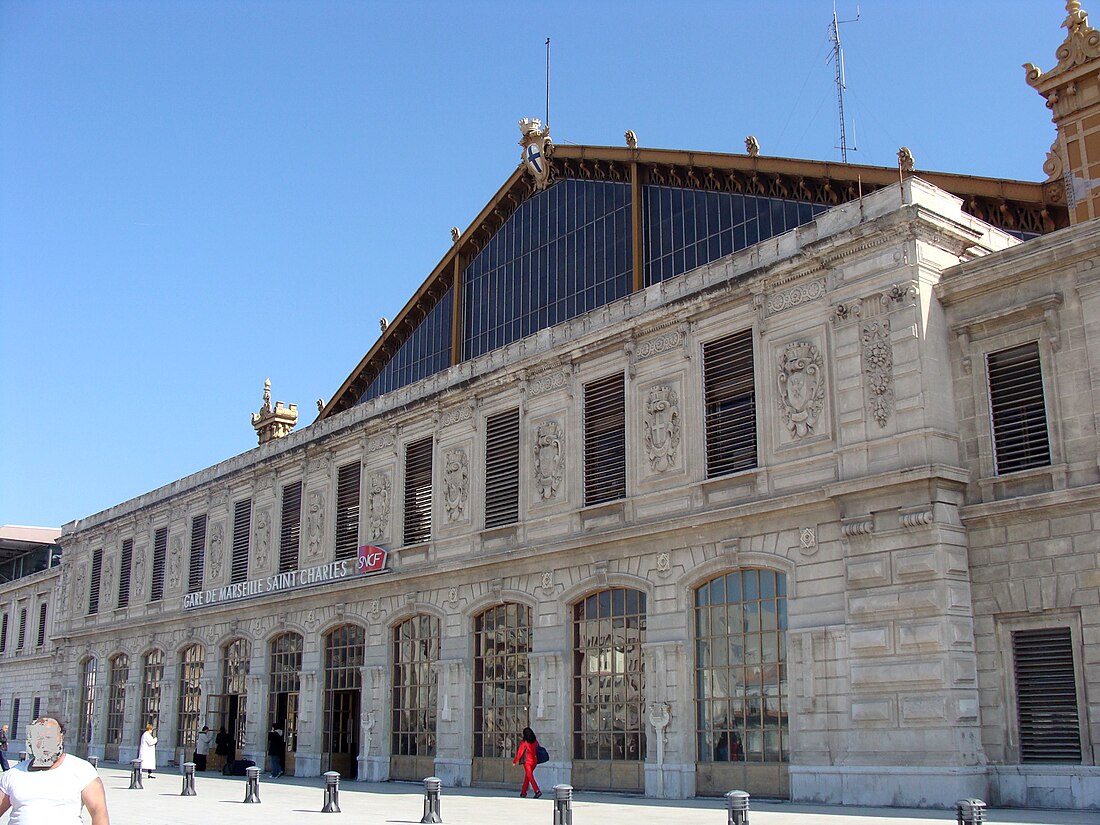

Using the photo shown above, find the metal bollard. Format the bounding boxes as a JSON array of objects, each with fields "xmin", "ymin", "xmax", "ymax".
[
  {"xmin": 726, "ymin": 790, "xmax": 750, "ymax": 825},
  {"xmin": 322, "ymin": 770, "xmax": 341, "ymax": 813},
  {"xmin": 420, "ymin": 776, "xmax": 442, "ymax": 823},
  {"xmin": 244, "ymin": 765, "xmax": 261, "ymax": 803},
  {"xmin": 89, "ymin": 756, "xmax": 99, "ymax": 769},
  {"xmin": 956, "ymin": 798, "xmax": 987, "ymax": 825},
  {"xmin": 181, "ymin": 761, "xmax": 197, "ymax": 796},
  {"xmin": 129, "ymin": 759, "xmax": 144, "ymax": 790},
  {"xmin": 553, "ymin": 784, "xmax": 573, "ymax": 825}
]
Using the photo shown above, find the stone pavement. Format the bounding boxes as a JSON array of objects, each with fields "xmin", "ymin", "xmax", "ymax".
[{"xmin": 46, "ymin": 767, "xmax": 1099, "ymax": 825}]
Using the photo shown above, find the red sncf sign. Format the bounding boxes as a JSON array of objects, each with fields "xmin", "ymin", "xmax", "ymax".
[{"xmin": 357, "ymin": 545, "xmax": 388, "ymax": 574}]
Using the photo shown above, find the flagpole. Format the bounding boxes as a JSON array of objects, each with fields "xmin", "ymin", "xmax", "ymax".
[{"xmin": 545, "ymin": 37, "xmax": 551, "ymax": 130}]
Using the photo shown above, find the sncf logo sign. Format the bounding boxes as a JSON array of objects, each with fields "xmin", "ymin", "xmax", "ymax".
[{"xmin": 357, "ymin": 545, "xmax": 388, "ymax": 574}]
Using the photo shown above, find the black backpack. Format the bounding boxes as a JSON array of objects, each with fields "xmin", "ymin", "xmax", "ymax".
[{"xmin": 536, "ymin": 745, "xmax": 549, "ymax": 764}]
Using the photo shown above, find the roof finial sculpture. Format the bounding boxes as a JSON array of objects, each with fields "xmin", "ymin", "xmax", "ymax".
[
  {"xmin": 898, "ymin": 147, "xmax": 915, "ymax": 173},
  {"xmin": 518, "ymin": 118, "xmax": 553, "ymax": 189},
  {"xmin": 379, "ymin": 317, "xmax": 389, "ymax": 332},
  {"xmin": 251, "ymin": 379, "xmax": 298, "ymax": 445},
  {"xmin": 624, "ymin": 129, "xmax": 638, "ymax": 149},
  {"xmin": 745, "ymin": 135, "xmax": 760, "ymax": 157},
  {"xmin": 1025, "ymin": 1, "xmax": 1100, "ymax": 223},
  {"xmin": 450, "ymin": 226, "xmax": 459, "ymax": 244}
]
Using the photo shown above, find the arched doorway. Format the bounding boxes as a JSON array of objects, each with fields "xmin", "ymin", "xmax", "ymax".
[
  {"xmin": 693, "ymin": 568, "xmax": 788, "ymax": 798},
  {"xmin": 106, "ymin": 653, "xmax": 129, "ymax": 762},
  {"xmin": 269, "ymin": 632, "xmax": 303, "ymax": 776},
  {"xmin": 206, "ymin": 638, "xmax": 250, "ymax": 765},
  {"xmin": 323, "ymin": 624, "xmax": 364, "ymax": 778},
  {"xmin": 77, "ymin": 657, "xmax": 97, "ymax": 757},
  {"xmin": 177, "ymin": 645, "xmax": 204, "ymax": 761},
  {"xmin": 391, "ymin": 614, "xmax": 439, "ymax": 781},
  {"xmin": 140, "ymin": 649, "xmax": 164, "ymax": 730},
  {"xmin": 472, "ymin": 602, "xmax": 532, "ymax": 786},
  {"xmin": 572, "ymin": 587, "xmax": 646, "ymax": 792}
]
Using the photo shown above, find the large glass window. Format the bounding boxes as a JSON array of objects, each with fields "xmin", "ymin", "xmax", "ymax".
[
  {"xmin": 362, "ymin": 289, "xmax": 453, "ymax": 402},
  {"xmin": 392, "ymin": 614, "xmax": 439, "ymax": 757},
  {"xmin": 177, "ymin": 645, "xmax": 204, "ymax": 749},
  {"xmin": 79, "ymin": 658, "xmax": 97, "ymax": 745},
  {"xmin": 141, "ymin": 649, "xmax": 164, "ymax": 728},
  {"xmin": 463, "ymin": 179, "xmax": 632, "ymax": 360},
  {"xmin": 695, "ymin": 568, "xmax": 788, "ymax": 764},
  {"xmin": 474, "ymin": 603, "xmax": 531, "ymax": 757},
  {"xmin": 269, "ymin": 633, "xmax": 303, "ymax": 756},
  {"xmin": 573, "ymin": 588, "xmax": 646, "ymax": 762},
  {"xmin": 222, "ymin": 639, "xmax": 251, "ymax": 752},
  {"xmin": 323, "ymin": 624, "xmax": 364, "ymax": 777},
  {"xmin": 106, "ymin": 654, "xmax": 129, "ymax": 748},
  {"xmin": 644, "ymin": 186, "xmax": 828, "ymax": 286}
]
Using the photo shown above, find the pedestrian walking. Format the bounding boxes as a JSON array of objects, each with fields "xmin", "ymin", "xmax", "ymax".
[
  {"xmin": 267, "ymin": 723, "xmax": 285, "ymax": 778},
  {"xmin": 194, "ymin": 725, "xmax": 212, "ymax": 771},
  {"xmin": 512, "ymin": 727, "xmax": 542, "ymax": 798},
  {"xmin": 138, "ymin": 724, "xmax": 158, "ymax": 779}
]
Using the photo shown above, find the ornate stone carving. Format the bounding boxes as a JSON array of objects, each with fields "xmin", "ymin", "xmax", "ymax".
[
  {"xmin": 251, "ymin": 378, "xmax": 298, "ymax": 445},
  {"xmin": 1025, "ymin": 2, "xmax": 1100, "ymax": 91},
  {"xmin": 541, "ymin": 571, "xmax": 554, "ymax": 593},
  {"xmin": 518, "ymin": 118, "xmax": 553, "ymax": 189},
  {"xmin": 446, "ymin": 587, "xmax": 459, "ymax": 608},
  {"xmin": 74, "ymin": 566, "xmax": 87, "ymax": 613},
  {"xmin": 306, "ymin": 491, "xmax": 325, "ymax": 559},
  {"xmin": 897, "ymin": 147, "xmax": 915, "ymax": 173},
  {"xmin": 254, "ymin": 507, "xmax": 272, "ymax": 570},
  {"xmin": 208, "ymin": 522, "xmax": 224, "ymax": 580},
  {"xmin": 167, "ymin": 536, "xmax": 183, "ymax": 591},
  {"xmin": 800, "ymin": 527, "xmax": 817, "ymax": 549},
  {"xmin": 624, "ymin": 129, "xmax": 638, "ymax": 149},
  {"xmin": 368, "ymin": 431, "xmax": 396, "ymax": 453},
  {"xmin": 842, "ymin": 516, "xmax": 874, "ymax": 537},
  {"xmin": 861, "ymin": 319, "xmax": 894, "ymax": 428},
  {"xmin": 533, "ymin": 420, "xmax": 565, "ymax": 500},
  {"xmin": 368, "ymin": 472, "xmax": 390, "ymax": 542},
  {"xmin": 900, "ymin": 509, "xmax": 935, "ymax": 529},
  {"xmin": 767, "ymin": 279, "xmax": 826, "ymax": 315},
  {"xmin": 655, "ymin": 551, "xmax": 671, "ymax": 573},
  {"xmin": 439, "ymin": 405, "xmax": 472, "ymax": 428},
  {"xmin": 636, "ymin": 327, "xmax": 685, "ymax": 361},
  {"xmin": 101, "ymin": 555, "xmax": 115, "ymax": 606},
  {"xmin": 132, "ymin": 548, "xmax": 146, "ymax": 597},
  {"xmin": 833, "ymin": 300, "xmax": 862, "ymax": 325},
  {"xmin": 528, "ymin": 370, "xmax": 567, "ymax": 398},
  {"xmin": 777, "ymin": 341, "xmax": 825, "ymax": 438},
  {"xmin": 443, "ymin": 448, "xmax": 470, "ymax": 522},
  {"xmin": 643, "ymin": 386, "xmax": 681, "ymax": 472},
  {"xmin": 745, "ymin": 135, "xmax": 760, "ymax": 157}
]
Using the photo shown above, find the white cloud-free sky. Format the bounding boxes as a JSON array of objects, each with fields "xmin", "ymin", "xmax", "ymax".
[{"xmin": 0, "ymin": 0, "xmax": 1070, "ymax": 526}]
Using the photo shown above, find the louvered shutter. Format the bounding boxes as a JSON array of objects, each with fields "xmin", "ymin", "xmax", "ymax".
[
  {"xmin": 0, "ymin": 613, "xmax": 8, "ymax": 652},
  {"xmin": 280, "ymin": 481, "xmax": 303, "ymax": 573},
  {"xmin": 188, "ymin": 515, "xmax": 207, "ymax": 594},
  {"xmin": 36, "ymin": 601, "xmax": 47, "ymax": 648},
  {"xmin": 485, "ymin": 409, "xmax": 520, "ymax": 528},
  {"xmin": 1013, "ymin": 627, "xmax": 1082, "ymax": 762},
  {"xmin": 88, "ymin": 548, "xmax": 103, "ymax": 615},
  {"xmin": 231, "ymin": 500, "xmax": 251, "ymax": 584},
  {"xmin": 118, "ymin": 538, "xmax": 133, "ymax": 608},
  {"xmin": 704, "ymin": 329, "xmax": 757, "ymax": 477},
  {"xmin": 17, "ymin": 608, "xmax": 26, "ymax": 650},
  {"xmin": 404, "ymin": 437, "xmax": 434, "ymax": 545},
  {"xmin": 988, "ymin": 342, "xmax": 1051, "ymax": 474},
  {"xmin": 584, "ymin": 373, "xmax": 626, "ymax": 505},
  {"xmin": 334, "ymin": 462, "xmax": 361, "ymax": 561},
  {"xmin": 150, "ymin": 527, "xmax": 167, "ymax": 601}
]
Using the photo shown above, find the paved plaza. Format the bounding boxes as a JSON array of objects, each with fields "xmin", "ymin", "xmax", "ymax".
[{"xmin": 31, "ymin": 766, "xmax": 1097, "ymax": 825}]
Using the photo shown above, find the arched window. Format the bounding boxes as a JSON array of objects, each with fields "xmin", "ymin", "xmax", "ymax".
[
  {"xmin": 221, "ymin": 638, "xmax": 251, "ymax": 752},
  {"xmin": 176, "ymin": 644, "xmax": 204, "ymax": 750},
  {"xmin": 141, "ymin": 649, "xmax": 164, "ymax": 728},
  {"xmin": 106, "ymin": 654, "xmax": 129, "ymax": 749},
  {"xmin": 323, "ymin": 624, "xmax": 364, "ymax": 778},
  {"xmin": 572, "ymin": 587, "xmax": 646, "ymax": 791},
  {"xmin": 392, "ymin": 615, "xmax": 439, "ymax": 760},
  {"xmin": 694, "ymin": 568, "xmax": 787, "ymax": 765},
  {"xmin": 78, "ymin": 657, "xmax": 97, "ymax": 745},
  {"xmin": 474, "ymin": 603, "xmax": 532, "ymax": 759}
]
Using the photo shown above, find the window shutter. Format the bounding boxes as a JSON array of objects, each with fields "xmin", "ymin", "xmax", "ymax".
[
  {"xmin": 188, "ymin": 515, "xmax": 207, "ymax": 594},
  {"xmin": 988, "ymin": 342, "xmax": 1051, "ymax": 474},
  {"xmin": 485, "ymin": 408, "xmax": 520, "ymax": 528},
  {"xmin": 704, "ymin": 329, "xmax": 757, "ymax": 477},
  {"xmin": 150, "ymin": 527, "xmax": 168, "ymax": 601},
  {"xmin": 17, "ymin": 608, "xmax": 26, "ymax": 650},
  {"xmin": 31, "ymin": 697, "xmax": 40, "ymax": 720},
  {"xmin": 36, "ymin": 602, "xmax": 47, "ymax": 648},
  {"xmin": 403, "ymin": 437, "xmax": 434, "ymax": 545},
  {"xmin": 334, "ymin": 462, "xmax": 361, "ymax": 561},
  {"xmin": 0, "ymin": 613, "xmax": 7, "ymax": 653},
  {"xmin": 231, "ymin": 499, "xmax": 252, "ymax": 584},
  {"xmin": 584, "ymin": 373, "xmax": 626, "ymax": 505},
  {"xmin": 10, "ymin": 698, "xmax": 18, "ymax": 737},
  {"xmin": 118, "ymin": 538, "xmax": 133, "ymax": 608},
  {"xmin": 279, "ymin": 481, "xmax": 303, "ymax": 573},
  {"xmin": 88, "ymin": 548, "xmax": 103, "ymax": 615},
  {"xmin": 1013, "ymin": 627, "xmax": 1082, "ymax": 762}
]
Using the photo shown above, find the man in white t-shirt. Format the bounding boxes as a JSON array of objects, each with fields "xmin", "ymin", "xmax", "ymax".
[{"xmin": 0, "ymin": 717, "xmax": 110, "ymax": 825}]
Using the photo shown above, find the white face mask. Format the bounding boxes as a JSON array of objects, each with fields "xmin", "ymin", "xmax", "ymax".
[{"xmin": 26, "ymin": 719, "xmax": 64, "ymax": 768}]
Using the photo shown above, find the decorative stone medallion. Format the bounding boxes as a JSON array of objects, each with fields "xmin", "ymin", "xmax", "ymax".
[
  {"xmin": 643, "ymin": 386, "xmax": 681, "ymax": 473},
  {"xmin": 777, "ymin": 341, "xmax": 825, "ymax": 438}
]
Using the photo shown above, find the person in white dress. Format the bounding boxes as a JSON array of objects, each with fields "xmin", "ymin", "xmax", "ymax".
[{"xmin": 138, "ymin": 724, "xmax": 158, "ymax": 779}]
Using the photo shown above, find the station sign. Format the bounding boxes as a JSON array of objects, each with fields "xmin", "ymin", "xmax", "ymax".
[{"xmin": 182, "ymin": 546, "xmax": 389, "ymax": 610}]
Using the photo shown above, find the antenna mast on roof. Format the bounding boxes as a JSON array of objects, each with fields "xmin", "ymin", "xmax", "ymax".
[
  {"xmin": 545, "ymin": 37, "xmax": 551, "ymax": 130},
  {"xmin": 828, "ymin": 3, "xmax": 859, "ymax": 163}
]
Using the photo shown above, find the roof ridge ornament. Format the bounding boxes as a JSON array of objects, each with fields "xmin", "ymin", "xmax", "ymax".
[
  {"xmin": 519, "ymin": 117, "xmax": 553, "ymax": 189},
  {"xmin": 1025, "ymin": 1, "xmax": 1100, "ymax": 88},
  {"xmin": 251, "ymin": 378, "xmax": 298, "ymax": 445}
]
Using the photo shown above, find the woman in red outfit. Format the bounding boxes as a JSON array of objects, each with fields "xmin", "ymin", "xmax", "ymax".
[{"xmin": 512, "ymin": 727, "xmax": 541, "ymax": 798}]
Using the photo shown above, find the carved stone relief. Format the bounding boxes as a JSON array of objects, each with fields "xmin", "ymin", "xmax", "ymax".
[
  {"xmin": 635, "ymin": 326, "xmax": 685, "ymax": 361},
  {"xmin": 167, "ymin": 536, "xmax": 183, "ymax": 591},
  {"xmin": 306, "ymin": 491, "xmax": 325, "ymax": 559},
  {"xmin": 132, "ymin": 548, "xmax": 146, "ymax": 598},
  {"xmin": 254, "ymin": 507, "xmax": 272, "ymax": 570},
  {"xmin": 643, "ymin": 385, "xmax": 681, "ymax": 473},
  {"xmin": 101, "ymin": 555, "xmax": 115, "ymax": 606},
  {"xmin": 443, "ymin": 448, "xmax": 469, "ymax": 522},
  {"xmin": 861, "ymin": 319, "xmax": 894, "ymax": 428},
  {"xmin": 208, "ymin": 522, "xmax": 224, "ymax": 581},
  {"xmin": 777, "ymin": 341, "xmax": 825, "ymax": 438},
  {"xmin": 767, "ymin": 278, "xmax": 827, "ymax": 316},
  {"xmin": 73, "ymin": 566, "xmax": 87, "ymax": 613},
  {"xmin": 533, "ymin": 420, "xmax": 565, "ymax": 500},
  {"xmin": 368, "ymin": 472, "xmax": 390, "ymax": 542},
  {"xmin": 440, "ymin": 405, "xmax": 472, "ymax": 428},
  {"xmin": 527, "ymin": 370, "xmax": 568, "ymax": 399}
]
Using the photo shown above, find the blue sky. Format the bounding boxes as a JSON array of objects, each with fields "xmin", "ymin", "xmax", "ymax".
[{"xmin": 0, "ymin": 0, "xmax": 1069, "ymax": 527}]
